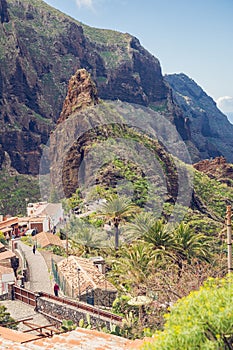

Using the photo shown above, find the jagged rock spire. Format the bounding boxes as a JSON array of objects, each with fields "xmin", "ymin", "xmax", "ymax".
[{"xmin": 57, "ymin": 69, "xmax": 99, "ymax": 124}]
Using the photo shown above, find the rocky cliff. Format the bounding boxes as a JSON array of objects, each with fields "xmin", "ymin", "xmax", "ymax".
[
  {"xmin": 165, "ymin": 73, "xmax": 233, "ymax": 163},
  {"xmin": 0, "ymin": 0, "xmax": 188, "ymax": 175},
  {"xmin": 0, "ymin": 0, "xmax": 232, "ymax": 178}
]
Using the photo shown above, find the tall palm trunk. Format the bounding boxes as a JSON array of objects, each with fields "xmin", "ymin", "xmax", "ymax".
[{"xmin": 114, "ymin": 217, "xmax": 120, "ymax": 249}]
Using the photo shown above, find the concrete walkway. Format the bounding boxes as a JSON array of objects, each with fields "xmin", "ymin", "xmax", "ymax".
[
  {"xmin": 17, "ymin": 241, "xmax": 53, "ymax": 294},
  {"xmin": 0, "ymin": 300, "xmax": 51, "ymax": 332}
]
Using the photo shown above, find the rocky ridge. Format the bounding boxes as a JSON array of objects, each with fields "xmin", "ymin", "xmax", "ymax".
[{"xmin": 165, "ymin": 73, "xmax": 233, "ymax": 163}]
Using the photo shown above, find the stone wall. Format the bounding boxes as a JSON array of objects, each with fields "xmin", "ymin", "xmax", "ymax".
[{"xmin": 36, "ymin": 297, "xmax": 114, "ymax": 330}]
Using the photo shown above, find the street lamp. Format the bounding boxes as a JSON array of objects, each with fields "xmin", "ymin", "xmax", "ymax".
[{"xmin": 77, "ymin": 268, "xmax": 81, "ymax": 300}]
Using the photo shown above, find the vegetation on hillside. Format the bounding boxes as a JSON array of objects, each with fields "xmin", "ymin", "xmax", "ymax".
[
  {"xmin": 59, "ymin": 183, "xmax": 229, "ymax": 339},
  {"xmin": 142, "ymin": 275, "xmax": 233, "ymax": 349},
  {"xmin": 0, "ymin": 171, "xmax": 40, "ymax": 216}
]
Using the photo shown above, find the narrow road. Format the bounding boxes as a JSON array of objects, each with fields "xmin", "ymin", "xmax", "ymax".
[{"xmin": 17, "ymin": 241, "xmax": 53, "ymax": 294}]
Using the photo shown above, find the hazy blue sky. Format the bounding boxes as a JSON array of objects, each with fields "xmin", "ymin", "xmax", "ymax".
[{"xmin": 44, "ymin": 0, "xmax": 233, "ymax": 115}]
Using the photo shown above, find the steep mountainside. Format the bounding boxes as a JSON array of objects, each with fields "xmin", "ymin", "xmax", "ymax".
[
  {"xmin": 165, "ymin": 73, "xmax": 233, "ymax": 162},
  {"xmin": 0, "ymin": 0, "xmax": 232, "ymax": 178},
  {"xmin": 0, "ymin": 0, "xmax": 190, "ymax": 175},
  {"xmin": 40, "ymin": 69, "xmax": 233, "ymax": 236}
]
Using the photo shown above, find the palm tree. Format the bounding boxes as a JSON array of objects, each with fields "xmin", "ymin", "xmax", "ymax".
[
  {"xmin": 124, "ymin": 211, "xmax": 156, "ymax": 242},
  {"xmin": 109, "ymin": 241, "xmax": 159, "ymax": 293},
  {"xmin": 68, "ymin": 218, "xmax": 108, "ymax": 255},
  {"xmin": 142, "ymin": 219, "xmax": 177, "ymax": 252},
  {"xmin": 98, "ymin": 195, "xmax": 137, "ymax": 249},
  {"xmin": 173, "ymin": 222, "xmax": 213, "ymax": 272}
]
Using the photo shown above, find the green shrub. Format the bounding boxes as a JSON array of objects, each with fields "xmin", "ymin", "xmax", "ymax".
[
  {"xmin": 142, "ymin": 275, "xmax": 233, "ymax": 350},
  {"xmin": 0, "ymin": 305, "xmax": 18, "ymax": 330}
]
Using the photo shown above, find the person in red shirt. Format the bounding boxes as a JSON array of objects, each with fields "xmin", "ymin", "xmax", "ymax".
[{"xmin": 54, "ymin": 283, "xmax": 59, "ymax": 297}]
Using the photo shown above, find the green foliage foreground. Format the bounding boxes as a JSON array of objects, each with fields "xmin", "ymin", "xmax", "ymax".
[
  {"xmin": 0, "ymin": 305, "xmax": 18, "ymax": 330},
  {"xmin": 142, "ymin": 274, "xmax": 233, "ymax": 350}
]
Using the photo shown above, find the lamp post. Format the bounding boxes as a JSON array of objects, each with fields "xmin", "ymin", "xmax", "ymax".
[{"xmin": 77, "ymin": 268, "xmax": 81, "ymax": 300}]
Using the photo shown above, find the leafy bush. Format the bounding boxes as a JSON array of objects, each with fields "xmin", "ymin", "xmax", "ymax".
[
  {"xmin": 142, "ymin": 274, "xmax": 233, "ymax": 350},
  {"xmin": 112, "ymin": 295, "xmax": 139, "ymax": 317},
  {"xmin": 0, "ymin": 305, "xmax": 18, "ymax": 330}
]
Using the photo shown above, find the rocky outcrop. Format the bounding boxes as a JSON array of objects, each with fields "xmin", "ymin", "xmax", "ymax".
[
  {"xmin": 57, "ymin": 69, "xmax": 99, "ymax": 124},
  {"xmin": 194, "ymin": 156, "xmax": 233, "ymax": 186},
  {"xmin": 165, "ymin": 73, "xmax": 233, "ymax": 163}
]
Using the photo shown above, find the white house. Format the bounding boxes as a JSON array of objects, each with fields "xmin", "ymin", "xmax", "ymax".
[
  {"xmin": 26, "ymin": 202, "xmax": 64, "ymax": 232},
  {"xmin": 0, "ymin": 266, "xmax": 15, "ymax": 295}
]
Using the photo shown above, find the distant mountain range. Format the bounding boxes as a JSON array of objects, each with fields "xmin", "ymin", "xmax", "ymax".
[{"xmin": 0, "ymin": 0, "xmax": 233, "ymax": 178}]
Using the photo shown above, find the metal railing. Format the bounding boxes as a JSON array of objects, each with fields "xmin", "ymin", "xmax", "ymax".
[{"xmin": 14, "ymin": 285, "xmax": 36, "ymax": 307}]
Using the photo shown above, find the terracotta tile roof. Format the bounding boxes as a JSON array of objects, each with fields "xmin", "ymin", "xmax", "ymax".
[
  {"xmin": 0, "ymin": 250, "xmax": 15, "ymax": 260},
  {"xmin": 32, "ymin": 203, "xmax": 62, "ymax": 217},
  {"xmin": 42, "ymin": 203, "xmax": 62, "ymax": 216},
  {"xmin": 32, "ymin": 231, "xmax": 64, "ymax": 249},
  {"xmin": 0, "ymin": 217, "xmax": 18, "ymax": 230},
  {"xmin": 57, "ymin": 256, "xmax": 117, "ymax": 295},
  {"xmin": 31, "ymin": 203, "xmax": 48, "ymax": 216},
  {"xmin": 0, "ymin": 326, "xmax": 40, "ymax": 344},
  {"xmin": 0, "ymin": 327, "xmax": 150, "ymax": 349}
]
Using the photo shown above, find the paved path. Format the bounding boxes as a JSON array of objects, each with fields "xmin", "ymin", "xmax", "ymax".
[
  {"xmin": 0, "ymin": 300, "xmax": 51, "ymax": 333},
  {"xmin": 17, "ymin": 241, "xmax": 53, "ymax": 294},
  {"xmin": 0, "ymin": 242, "xmax": 62, "ymax": 334}
]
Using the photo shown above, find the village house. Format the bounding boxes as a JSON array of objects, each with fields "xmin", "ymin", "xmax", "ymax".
[
  {"xmin": 0, "ymin": 242, "xmax": 16, "ymax": 268},
  {"xmin": 32, "ymin": 231, "xmax": 64, "ymax": 249},
  {"xmin": 56, "ymin": 256, "xmax": 117, "ymax": 307},
  {"xmin": 0, "ymin": 217, "xmax": 19, "ymax": 238},
  {"xmin": 0, "ymin": 266, "xmax": 15, "ymax": 295},
  {"xmin": 26, "ymin": 202, "xmax": 64, "ymax": 233}
]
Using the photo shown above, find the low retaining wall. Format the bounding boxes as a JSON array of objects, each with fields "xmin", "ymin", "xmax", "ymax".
[{"xmin": 37, "ymin": 297, "xmax": 113, "ymax": 329}]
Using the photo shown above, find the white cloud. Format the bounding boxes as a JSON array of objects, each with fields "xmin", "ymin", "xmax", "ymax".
[
  {"xmin": 216, "ymin": 96, "xmax": 233, "ymax": 113},
  {"xmin": 76, "ymin": 0, "xmax": 94, "ymax": 9}
]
